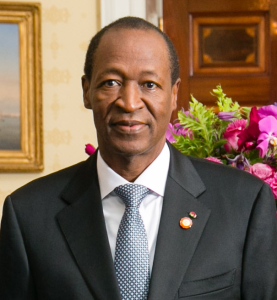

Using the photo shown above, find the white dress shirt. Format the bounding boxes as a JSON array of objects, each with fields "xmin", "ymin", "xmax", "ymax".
[{"xmin": 97, "ymin": 143, "xmax": 170, "ymax": 273}]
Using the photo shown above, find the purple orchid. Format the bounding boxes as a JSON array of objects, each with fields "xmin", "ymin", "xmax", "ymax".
[
  {"xmin": 258, "ymin": 105, "xmax": 277, "ymax": 119},
  {"xmin": 166, "ymin": 123, "xmax": 192, "ymax": 143},
  {"xmin": 166, "ymin": 123, "xmax": 177, "ymax": 143},
  {"xmin": 257, "ymin": 116, "xmax": 277, "ymax": 157},
  {"xmin": 181, "ymin": 108, "xmax": 199, "ymax": 122},
  {"xmin": 176, "ymin": 123, "xmax": 190, "ymax": 135},
  {"xmin": 226, "ymin": 153, "xmax": 250, "ymax": 170},
  {"xmin": 218, "ymin": 111, "xmax": 237, "ymax": 121}
]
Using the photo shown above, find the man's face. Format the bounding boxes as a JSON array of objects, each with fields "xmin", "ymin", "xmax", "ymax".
[{"xmin": 82, "ymin": 28, "xmax": 180, "ymax": 160}]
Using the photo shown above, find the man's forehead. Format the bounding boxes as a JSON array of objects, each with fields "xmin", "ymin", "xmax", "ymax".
[
  {"xmin": 91, "ymin": 29, "xmax": 170, "ymax": 79},
  {"xmin": 97, "ymin": 27, "xmax": 167, "ymax": 53}
]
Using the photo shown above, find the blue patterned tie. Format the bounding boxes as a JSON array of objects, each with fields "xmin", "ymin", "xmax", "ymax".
[{"xmin": 114, "ymin": 184, "xmax": 150, "ymax": 300}]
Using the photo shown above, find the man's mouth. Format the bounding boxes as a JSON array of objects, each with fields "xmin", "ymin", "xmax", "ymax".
[{"xmin": 112, "ymin": 120, "xmax": 147, "ymax": 132}]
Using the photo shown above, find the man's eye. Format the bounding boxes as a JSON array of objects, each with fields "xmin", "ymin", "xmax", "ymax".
[
  {"xmin": 104, "ymin": 80, "xmax": 119, "ymax": 87},
  {"xmin": 144, "ymin": 82, "xmax": 157, "ymax": 89}
]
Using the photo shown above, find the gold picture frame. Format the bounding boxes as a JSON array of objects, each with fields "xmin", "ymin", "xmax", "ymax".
[{"xmin": 0, "ymin": 2, "xmax": 43, "ymax": 172}]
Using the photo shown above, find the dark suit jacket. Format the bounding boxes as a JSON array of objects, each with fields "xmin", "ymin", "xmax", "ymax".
[{"xmin": 1, "ymin": 144, "xmax": 277, "ymax": 300}]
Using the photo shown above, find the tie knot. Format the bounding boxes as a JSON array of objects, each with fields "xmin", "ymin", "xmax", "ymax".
[{"xmin": 114, "ymin": 184, "xmax": 150, "ymax": 207}]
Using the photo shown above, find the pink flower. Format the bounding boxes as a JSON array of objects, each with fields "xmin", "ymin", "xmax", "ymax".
[
  {"xmin": 245, "ymin": 142, "xmax": 254, "ymax": 148},
  {"xmin": 258, "ymin": 105, "xmax": 277, "ymax": 119},
  {"xmin": 85, "ymin": 144, "xmax": 96, "ymax": 155},
  {"xmin": 166, "ymin": 123, "xmax": 192, "ymax": 143},
  {"xmin": 175, "ymin": 123, "xmax": 192, "ymax": 137},
  {"xmin": 238, "ymin": 107, "xmax": 260, "ymax": 151},
  {"xmin": 166, "ymin": 123, "xmax": 177, "ymax": 143},
  {"xmin": 249, "ymin": 163, "xmax": 274, "ymax": 180},
  {"xmin": 257, "ymin": 116, "xmax": 277, "ymax": 157},
  {"xmin": 205, "ymin": 157, "xmax": 223, "ymax": 164},
  {"xmin": 181, "ymin": 108, "xmax": 199, "ymax": 121},
  {"xmin": 223, "ymin": 119, "xmax": 247, "ymax": 152},
  {"xmin": 264, "ymin": 173, "xmax": 277, "ymax": 199}
]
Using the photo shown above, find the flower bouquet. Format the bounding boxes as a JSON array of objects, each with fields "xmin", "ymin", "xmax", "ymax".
[{"xmin": 166, "ymin": 85, "xmax": 277, "ymax": 201}]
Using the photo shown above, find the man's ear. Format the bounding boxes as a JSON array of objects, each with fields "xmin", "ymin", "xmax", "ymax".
[
  {"xmin": 81, "ymin": 75, "xmax": 92, "ymax": 109},
  {"xmin": 171, "ymin": 78, "xmax": 181, "ymax": 111}
]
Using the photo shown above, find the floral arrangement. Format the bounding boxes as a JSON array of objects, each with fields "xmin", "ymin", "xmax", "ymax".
[{"xmin": 166, "ymin": 85, "xmax": 277, "ymax": 201}]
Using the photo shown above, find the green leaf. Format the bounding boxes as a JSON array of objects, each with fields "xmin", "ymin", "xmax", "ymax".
[
  {"xmin": 171, "ymin": 85, "xmax": 256, "ymax": 162},
  {"xmin": 249, "ymin": 158, "xmax": 263, "ymax": 165},
  {"xmin": 213, "ymin": 139, "xmax": 227, "ymax": 150},
  {"xmin": 245, "ymin": 149, "xmax": 260, "ymax": 160},
  {"xmin": 173, "ymin": 135, "xmax": 209, "ymax": 158},
  {"xmin": 241, "ymin": 107, "xmax": 251, "ymax": 119},
  {"xmin": 178, "ymin": 95, "xmax": 218, "ymax": 156},
  {"xmin": 212, "ymin": 85, "xmax": 240, "ymax": 115}
]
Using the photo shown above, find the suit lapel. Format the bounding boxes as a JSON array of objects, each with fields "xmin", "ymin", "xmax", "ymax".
[
  {"xmin": 55, "ymin": 145, "xmax": 211, "ymax": 300},
  {"xmin": 56, "ymin": 152, "xmax": 121, "ymax": 300},
  {"xmin": 148, "ymin": 146, "xmax": 211, "ymax": 300}
]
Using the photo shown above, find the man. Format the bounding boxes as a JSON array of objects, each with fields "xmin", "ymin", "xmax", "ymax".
[{"xmin": 0, "ymin": 17, "xmax": 277, "ymax": 300}]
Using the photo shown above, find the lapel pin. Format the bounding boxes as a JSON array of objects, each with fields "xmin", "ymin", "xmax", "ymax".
[
  {"xmin": 189, "ymin": 211, "xmax": 197, "ymax": 219},
  {"xmin": 180, "ymin": 217, "xmax": 193, "ymax": 229}
]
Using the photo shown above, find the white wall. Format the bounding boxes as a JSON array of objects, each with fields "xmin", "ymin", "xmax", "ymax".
[{"xmin": 0, "ymin": 0, "xmax": 99, "ymax": 218}]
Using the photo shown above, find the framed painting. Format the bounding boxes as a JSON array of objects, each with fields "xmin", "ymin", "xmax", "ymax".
[{"xmin": 0, "ymin": 2, "xmax": 43, "ymax": 171}]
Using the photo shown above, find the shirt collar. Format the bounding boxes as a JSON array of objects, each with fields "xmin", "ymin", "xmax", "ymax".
[{"xmin": 97, "ymin": 143, "xmax": 170, "ymax": 199}]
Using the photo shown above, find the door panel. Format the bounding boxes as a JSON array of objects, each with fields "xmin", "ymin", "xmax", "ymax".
[{"xmin": 163, "ymin": 0, "xmax": 277, "ymax": 120}]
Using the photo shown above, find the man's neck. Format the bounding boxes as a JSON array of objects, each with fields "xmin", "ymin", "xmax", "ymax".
[{"xmin": 99, "ymin": 145, "xmax": 165, "ymax": 182}]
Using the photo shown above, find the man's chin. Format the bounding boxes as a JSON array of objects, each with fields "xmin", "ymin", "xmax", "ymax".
[
  {"xmin": 112, "ymin": 143, "xmax": 149, "ymax": 157},
  {"xmin": 98, "ymin": 135, "xmax": 166, "ymax": 161},
  {"xmin": 109, "ymin": 139, "xmax": 165, "ymax": 158}
]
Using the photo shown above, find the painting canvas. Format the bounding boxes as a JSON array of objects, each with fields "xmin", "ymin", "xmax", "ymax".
[
  {"xmin": 0, "ymin": 23, "xmax": 21, "ymax": 150},
  {"xmin": 0, "ymin": 3, "xmax": 43, "ymax": 172}
]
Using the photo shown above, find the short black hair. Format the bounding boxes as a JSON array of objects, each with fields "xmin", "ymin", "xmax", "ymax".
[{"xmin": 84, "ymin": 16, "xmax": 180, "ymax": 85}]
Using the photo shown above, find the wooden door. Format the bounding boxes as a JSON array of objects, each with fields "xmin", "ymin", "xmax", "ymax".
[{"xmin": 163, "ymin": 0, "xmax": 277, "ymax": 119}]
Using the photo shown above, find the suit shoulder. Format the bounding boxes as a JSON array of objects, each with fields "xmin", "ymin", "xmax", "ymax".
[
  {"xmin": 168, "ymin": 142, "xmax": 262, "ymax": 185},
  {"xmin": 188, "ymin": 155, "xmax": 264, "ymax": 187}
]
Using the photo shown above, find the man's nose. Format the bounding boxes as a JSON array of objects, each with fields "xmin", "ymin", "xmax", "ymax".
[{"xmin": 115, "ymin": 82, "xmax": 144, "ymax": 112}]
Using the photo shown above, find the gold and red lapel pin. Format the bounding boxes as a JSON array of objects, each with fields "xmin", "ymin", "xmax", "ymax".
[{"xmin": 180, "ymin": 211, "xmax": 197, "ymax": 229}]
